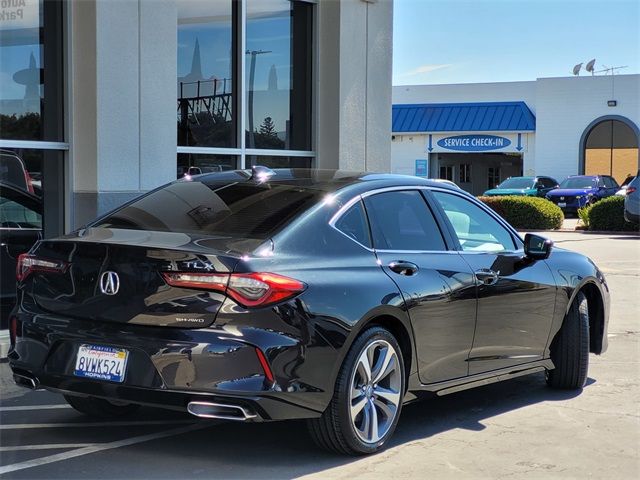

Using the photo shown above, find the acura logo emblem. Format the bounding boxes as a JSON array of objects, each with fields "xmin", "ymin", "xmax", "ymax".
[{"xmin": 99, "ymin": 271, "xmax": 120, "ymax": 295}]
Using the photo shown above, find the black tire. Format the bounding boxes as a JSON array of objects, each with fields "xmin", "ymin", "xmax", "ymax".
[
  {"xmin": 546, "ymin": 291, "xmax": 590, "ymax": 389},
  {"xmin": 307, "ymin": 326, "xmax": 406, "ymax": 455},
  {"xmin": 64, "ymin": 394, "xmax": 140, "ymax": 418}
]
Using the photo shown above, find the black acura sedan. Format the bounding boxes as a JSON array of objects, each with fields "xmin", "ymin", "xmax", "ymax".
[{"xmin": 8, "ymin": 168, "xmax": 609, "ymax": 455}]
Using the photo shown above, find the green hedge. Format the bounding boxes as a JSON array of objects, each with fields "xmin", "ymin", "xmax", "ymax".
[
  {"xmin": 581, "ymin": 196, "xmax": 639, "ymax": 231},
  {"xmin": 478, "ymin": 196, "xmax": 564, "ymax": 230}
]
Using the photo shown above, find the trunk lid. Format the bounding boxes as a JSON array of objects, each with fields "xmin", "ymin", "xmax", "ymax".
[{"xmin": 26, "ymin": 228, "xmax": 264, "ymax": 328}]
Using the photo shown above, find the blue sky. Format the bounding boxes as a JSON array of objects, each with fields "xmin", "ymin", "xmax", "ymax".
[{"xmin": 393, "ymin": 0, "xmax": 640, "ymax": 85}]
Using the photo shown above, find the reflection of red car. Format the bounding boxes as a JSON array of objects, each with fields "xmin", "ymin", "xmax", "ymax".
[
  {"xmin": 0, "ymin": 182, "xmax": 42, "ymax": 330},
  {"xmin": 0, "ymin": 151, "xmax": 35, "ymax": 194}
]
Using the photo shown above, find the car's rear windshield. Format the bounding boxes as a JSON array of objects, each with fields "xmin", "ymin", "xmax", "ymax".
[
  {"xmin": 559, "ymin": 177, "xmax": 597, "ymax": 189},
  {"xmin": 497, "ymin": 177, "xmax": 534, "ymax": 189},
  {"xmin": 93, "ymin": 180, "xmax": 325, "ymax": 238}
]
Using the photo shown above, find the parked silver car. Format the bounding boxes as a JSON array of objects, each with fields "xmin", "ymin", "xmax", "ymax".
[{"xmin": 624, "ymin": 171, "xmax": 639, "ymax": 224}]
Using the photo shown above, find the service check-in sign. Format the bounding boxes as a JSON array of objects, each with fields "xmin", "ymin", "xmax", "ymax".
[{"xmin": 427, "ymin": 133, "xmax": 527, "ymax": 153}]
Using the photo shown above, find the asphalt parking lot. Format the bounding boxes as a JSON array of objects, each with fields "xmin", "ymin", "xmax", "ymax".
[{"xmin": 1, "ymin": 232, "xmax": 638, "ymax": 479}]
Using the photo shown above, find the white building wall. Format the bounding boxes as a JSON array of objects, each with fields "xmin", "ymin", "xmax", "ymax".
[
  {"xmin": 534, "ymin": 75, "xmax": 640, "ymax": 180},
  {"xmin": 390, "ymin": 134, "xmax": 428, "ymax": 175}
]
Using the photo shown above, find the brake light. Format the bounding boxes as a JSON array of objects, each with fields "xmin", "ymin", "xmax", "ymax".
[
  {"xmin": 16, "ymin": 254, "xmax": 68, "ymax": 282},
  {"xmin": 161, "ymin": 272, "xmax": 229, "ymax": 291},
  {"xmin": 627, "ymin": 186, "xmax": 636, "ymax": 195},
  {"xmin": 24, "ymin": 170, "xmax": 35, "ymax": 194},
  {"xmin": 161, "ymin": 271, "xmax": 305, "ymax": 308}
]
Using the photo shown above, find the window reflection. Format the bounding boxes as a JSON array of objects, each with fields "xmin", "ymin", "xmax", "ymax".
[
  {"xmin": 177, "ymin": 153, "xmax": 238, "ymax": 179},
  {"xmin": 0, "ymin": 0, "xmax": 43, "ymax": 140},
  {"xmin": 177, "ymin": 0, "xmax": 235, "ymax": 148},
  {"xmin": 245, "ymin": 0, "xmax": 312, "ymax": 151}
]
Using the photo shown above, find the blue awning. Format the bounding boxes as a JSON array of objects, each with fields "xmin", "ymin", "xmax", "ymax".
[{"xmin": 392, "ymin": 101, "xmax": 535, "ymax": 133}]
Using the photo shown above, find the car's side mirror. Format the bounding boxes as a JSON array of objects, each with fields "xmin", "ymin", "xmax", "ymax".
[{"xmin": 524, "ymin": 233, "xmax": 553, "ymax": 260}]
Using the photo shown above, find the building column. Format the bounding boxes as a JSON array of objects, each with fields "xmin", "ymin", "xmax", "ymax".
[
  {"xmin": 316, "ymin": 0, "xmax": 393, "ymax": 172},
  {"xmin": 70, "ymin": 0, "xmax": 176, "ymax": 228}
]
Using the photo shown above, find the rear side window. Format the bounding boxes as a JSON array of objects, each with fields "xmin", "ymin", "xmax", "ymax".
[
  {"xmin": 335, "ymin": 201, "xmax": 371, "ymax": 248},
  {"xmin": 363, "ymin": 190, "xmax": 446, "ymax": 251},
  {"xmin": 94, "ymin": 181, "xmax": 324, "ymax": 238}
]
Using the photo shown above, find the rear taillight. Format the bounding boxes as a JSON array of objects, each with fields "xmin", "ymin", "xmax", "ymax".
[
  {"xmin": 161, "ymin": 271, "xmax": 305, "ymax": 308},
  {"xmin": 16, "ymin": 254, "xmax": 68, "ymax": 282},
  {"xmin": 627, "ymin": 186, "xmax": 637, "ymax": 195}
]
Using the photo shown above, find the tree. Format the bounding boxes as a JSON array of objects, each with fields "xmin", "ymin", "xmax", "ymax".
[{"xmin": 258, "ymin": 116, "xmax": 277, "ymax": 138}]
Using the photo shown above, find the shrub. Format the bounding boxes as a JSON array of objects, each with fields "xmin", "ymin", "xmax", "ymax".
[
  {"xmin": 586, "ymin": 196, "xmax": 638, "ymax": 231},
  {"xmin": 478, "ymin": 196, "xmax": 564, "ymax": 230},
  {"xmin": 577, "ymin": 204, "xmax": 592, "ymax": 229}
]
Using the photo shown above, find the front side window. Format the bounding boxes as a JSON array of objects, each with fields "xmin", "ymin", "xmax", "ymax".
[
  {"xmin": 363, "ymin": 191, "xmax": 446, "ymax": 251},
  {"xmin": 432, "ymin": 191, "xmax": 516, "ymax": 253},
  {"xmin": 335, "ymin": 201, "xmax": 371, "ymax": 248}
]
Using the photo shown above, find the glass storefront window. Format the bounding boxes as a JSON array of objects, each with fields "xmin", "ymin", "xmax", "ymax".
[
  {"xmin": 177, "ymin": 153, "xmax": 238, "ymax": 179},
  {"xmin": 245, "ymin": 0, "xmax": 312, "ymax": 151},
  {"xmin": 247, "ymin": 155, "xmax": 312, "ymax": 169},
  {"xmin": 177, "ymin": 0, "xmax": 236, "ymax": 148},
  {"xmin": 1, "ymin": 0, "xmax": 43, "ymax": 140}
]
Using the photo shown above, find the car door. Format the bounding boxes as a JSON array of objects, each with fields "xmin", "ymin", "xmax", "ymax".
[
  {"xmin": 430, "ymin": 190, "xmax": 557, "ymax": 375},
  {"xmin": 362, "ymin": 189, "xmax": 477, "ymax": 384}
]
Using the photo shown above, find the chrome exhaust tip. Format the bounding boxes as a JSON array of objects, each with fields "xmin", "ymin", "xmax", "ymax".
[
  {"xmin": 13, "ymin": 372, "xmax": 39, "ymax": 390},
  {"xmin": 187, "ymin": 401, "xmax": 257, "ymax": 421}
]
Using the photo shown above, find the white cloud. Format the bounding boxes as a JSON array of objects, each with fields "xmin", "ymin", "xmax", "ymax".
[{"xmin": 398, "ymin": 64, "xmax": 452, "ymax": 78}]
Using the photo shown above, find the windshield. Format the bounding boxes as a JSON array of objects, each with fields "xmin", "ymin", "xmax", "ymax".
[
  {"xmin": 496, "ymin": 177, "xmax": 534, "ymax": 189},
  {"xmin": 94, "ymin": 180, "xmax": 324, "ymax": 238},
  {"xmin": 559, "ymin": 177, "xmax": 597, "ymax": 189}
]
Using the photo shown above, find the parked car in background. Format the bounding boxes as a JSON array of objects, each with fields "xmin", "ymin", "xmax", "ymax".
[
  {"xmin": 546, "ymin": 175, "xmax": 619, "ymax": 214},
  {"xmin": 624, "ymin": 171, "xmax": 639, "ymax": 224},
  {"xmin": 615, "ymin": 174, "xmax": 636, "ymax": 196},
  {"xmin": 0, "ymin": 182, "xmax": 42, "ymax": 330},
  {"xmin": 483, "ymin": 176, "xmax": 559, "ymax": 197},
  {"xmin": 9, "ymin": 168, "xmax": 609, "ymax": 455}
]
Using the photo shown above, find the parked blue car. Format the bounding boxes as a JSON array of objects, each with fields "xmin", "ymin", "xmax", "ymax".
[{"xmin": 546, "ymin": 175, "xmax": 620, "ymax": 213}]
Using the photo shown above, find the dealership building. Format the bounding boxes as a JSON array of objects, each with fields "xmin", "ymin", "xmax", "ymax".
[{"xmin": 391, "ymin": 74, "xmax": 640, "ymax": 195}]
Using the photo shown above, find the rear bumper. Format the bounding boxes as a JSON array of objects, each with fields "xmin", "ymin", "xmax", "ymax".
[{"xmin": 8, "ymin": 309, "xmax": 336, "ymax": 421}]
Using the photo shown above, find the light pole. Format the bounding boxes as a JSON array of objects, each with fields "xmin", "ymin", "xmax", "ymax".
[{"xmin": 246, "ymin": 50, "xmax": 271, "ymax": 149}]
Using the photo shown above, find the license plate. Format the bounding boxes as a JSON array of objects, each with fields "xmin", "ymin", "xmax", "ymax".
[
  {"xmin": 74, "ymin": 344, "xmax": 129, "ymax": 383},
  {"xmin": 558, "ymin": 202, "xmax": 566, "ymax": 207}
]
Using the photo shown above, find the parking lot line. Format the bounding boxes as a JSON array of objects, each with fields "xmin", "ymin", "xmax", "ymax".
[
  {"xmin": 0, "ymin": 405, "xmax": 70, "ymax": 412},
  {"xmin": 0, "ymin": 419, "xmax": 196, "ymax": 430},
  {"xmin": 0, "ymin": 444, "xmax": 95, "ymax": 452},
  {"xmin": 0, "ymin": 422, "xmax": 213, "ymax": 475}
]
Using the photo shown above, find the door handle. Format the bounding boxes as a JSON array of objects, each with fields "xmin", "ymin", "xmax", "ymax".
[
  {"xmin": 389, "ymin": 261, "xmax": 419, "ymax": 276},
  {"xmin": 475, "ymin": 268, "xmax": 500, "ymax": 285}
]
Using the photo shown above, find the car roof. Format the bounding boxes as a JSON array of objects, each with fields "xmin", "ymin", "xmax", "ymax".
[{"xmin": 187, "ymin": 168, "xmax": 458, "ymax": 194}]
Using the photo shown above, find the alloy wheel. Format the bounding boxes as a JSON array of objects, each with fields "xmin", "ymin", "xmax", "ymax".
[{"xmin": 349, "ymin": 339, "xmax": 402, "ymax": 444}]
